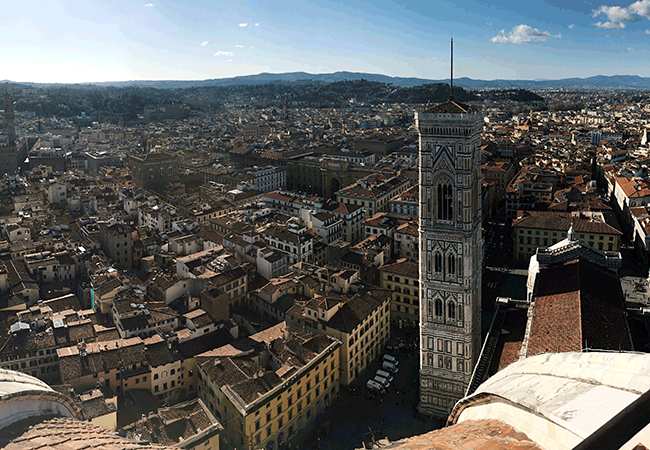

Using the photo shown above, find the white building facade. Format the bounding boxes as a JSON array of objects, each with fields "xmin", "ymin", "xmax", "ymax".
[{"xmin": 417, "ymin": 98, "xmax": 483, "ymax": 417}]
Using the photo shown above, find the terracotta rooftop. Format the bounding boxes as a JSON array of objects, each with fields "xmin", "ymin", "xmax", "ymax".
[
  {"xmin": 526, "ymin": 258, "xmax": 632, "ymax": 356},
  {"xmin": 4, "ymin": 416, "xmax": 173, "ymax": 450},
  {"xmin": 376, "ymin": 419, "xmax": 541, "ymax": 449}
]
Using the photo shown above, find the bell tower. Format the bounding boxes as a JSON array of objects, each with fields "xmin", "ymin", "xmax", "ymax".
[{"xmin": 417, "ymin": 40, "xmax": 483, "ymax": 417}]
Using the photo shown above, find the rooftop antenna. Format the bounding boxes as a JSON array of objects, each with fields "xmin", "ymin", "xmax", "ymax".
[{"xmin": 450, "ymin": 37, "xmax": 454, "ymax": 101}]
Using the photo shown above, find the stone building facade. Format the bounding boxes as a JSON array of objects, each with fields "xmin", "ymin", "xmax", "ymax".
[
  {"xmin": 417, "ymin": 98, "xmax": 483, "ymax": 417},
  {"xmin": 129, "ymin": 152, "xmax": 179, "ymax": 190}
]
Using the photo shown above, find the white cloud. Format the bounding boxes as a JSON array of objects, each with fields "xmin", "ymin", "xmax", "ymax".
[
  {"xmin": 236, "ymin": 44, "xmax": 244, "ymax": 48},
  {"xmin": 491, "ymin": 24, "xmax": 560, "ymax": 44},
  {"xmin": 214, "ymin": 51, "xmax": 234, "ymax": 56},
  {"xmin": 629, "ymin": 46, "xmax": 636, "ymax": 50},
  {"xmin": 646, "ymin": 28, "xmax": 650, "ymax": 33},
  {"xmin": 239, "ymin": 23, "xmax": 248, "ymax": 27},
  {"xmin": 200, "ymin": 41, "xmax": 209, "ymax": 47},
  {"xmin": 568, "ymin": 24, "xmax": 576, "ymax": 28},
  {"xmin": 143, "ymin": 3, "xmax": 154, "ymax": 6},
  {"xmin": 254, "ymin": 22, "xmax": 259, "ymax": 26},
  {"xmin": 592, "ymin": 1, "xmax": 650, "ymax": 29}
]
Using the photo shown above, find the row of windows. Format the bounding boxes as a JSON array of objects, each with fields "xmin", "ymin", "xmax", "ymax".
[
  {"xmin": 425, "ymin": 299, "xmax": 463, "ymax": 323},
  {"xmin": 147, "ymin": 167, "xmax": 173, "ymax": 178},
  {"xmin": 424, "ymin": 353, "xmax": 466, "ymax": 372},
  {"xmin": 426, "ymin": 252, "xmax": 461, "ymax": 278},
  {"xmin": 520, "ymin": 229, "xmax": 614, "ymax": 241},
  {"xmin": 385, "ymin": 275, "xmax": 417, "ymax": 285},
  {"xmin": 518, "ymin": 237, "xmax": 614, "ymax": 251}
]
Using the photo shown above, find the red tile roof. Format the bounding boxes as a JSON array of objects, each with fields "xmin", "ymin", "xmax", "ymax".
[{"xmin": 527, "ymin": 259, "xmax": 632, "ymax": 356}]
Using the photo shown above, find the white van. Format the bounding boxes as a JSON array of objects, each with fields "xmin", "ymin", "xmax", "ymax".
[
  {"xmin": 383, "ymin": 354, "xmax": 399, "ymax": 365},
  {"xmin": 376, "ymin": 369, "xmax": 394, "ymax": 383},
  {"xmin": 382, "ymin": 361, "xmax": 398, "ymax": 374},
  {"xmin": 367, "ymin": 379, "xmax": 385, "ymax": 393},
  {"xmin": 373, "ymin": 375, "xmax": 390, "ymax": 389}
]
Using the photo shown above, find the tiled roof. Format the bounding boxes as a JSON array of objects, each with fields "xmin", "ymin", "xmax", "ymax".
[
  {"xmin": 124, "ymin": 398, "xmax": 220, "ymax": 447},
  {"xmin": 197, "ymin": 323, "xmax": 336, "ymax": 409},
  {"xmin": 512, "ymin": 214, "xmax": 621, "ymax": 235},
  {"xmin": 489, "ymin": 307, "xmax": 528, "ymax": 374},
  {"xmin": 57, "ymin": 338, "xmax": 146, "ymax": 382},
  {"xmin": 381, "ymin": 419, "xmax": 540, "ymax": 449},
  {"xmin": 4, "ymin": 417, "xmax": 173, "ymax": 450},
  {"xmin": 527, "ymin": 259, "xmax": 632, "ymax": 356},
  {"xmin": 379, "ymin": 259, "xmax": 418, "ymax": 278},
  {"xmin": 144, "ymin": 335, "xmax": 176, "ymax": 368},
  {"xmin": 327, "ymin": 288, "xmax": 391, "ymax": 333},
  {"xmin": 424, "ymin": 98, "xmax": 472, "ymax": 114}
]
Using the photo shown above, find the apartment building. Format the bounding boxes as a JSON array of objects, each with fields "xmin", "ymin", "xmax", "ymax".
[
  {"xmin": 111, "ymin": 300, "xmax": 180, "ymax": 339},
  {"xmin": 379, "ymin": 259, "xmax": 419, "ymax": 327},
  {"xmin": 512, "ymin": 211, "xmax": 622, "ymax": 260},
  {"xmin": 393, "ymin": 222, "xmax": 419, "ymax": 261},
  {"xmin": 57, "ymin": 338, "xmax": 149, "ymax": 394},
  {"xmin": 99, "ymin": 221, "xmax": 133, "ymax": 271},
  {"xmin": 336, "ymin": 173, "xmax": 412, "ymax": 219},
  {"xmin": 263, "ymin": 224, "xmax": 315, "ymax": 265},
  {"xmin": 251, "ymin": 280, "xmax": 391, "ymax": 386},
  {"xmin": 389, "ymin": 183, "xmax": 419, "ymax": 217},
  {"xmin": 145, "ymin": 334, "xmax": 183, "ymax": 402},
  {"xmin": 196, "ymin": 322, "xmax": 341, "ymax": 450},
  {"xmin": 0, "ymin": 307, "xmax": 97, "ymax": 384},
  {"xmin": 242, "ymin": 166, "xmax": 287, "ymax": 193},
  {"xmin": 481, "ymin": 161, "xmax": 517, "ymax": 197},
  {"xmin": 138, "ymin": 204, "xmax": 182, "ymax": 233}
]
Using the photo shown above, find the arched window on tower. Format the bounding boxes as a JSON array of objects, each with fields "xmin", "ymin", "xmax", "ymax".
[
  {"xmin": 437, "ymin": 183, "xmax": 453, "ymax": 221},
  {"xmin": 434, "ymin": 252, "xmax": 442, "ymax": 274},
  {"xmin": 435, "ymin": 299, "xmax": 443, "ymax": 318},
  {"xmin": 447, "ymin": 301, "xmax": 456, "ymax": 321},
  {"xmin": 447, "ymin": 254, "xmax": 456, "ymax": 276}
]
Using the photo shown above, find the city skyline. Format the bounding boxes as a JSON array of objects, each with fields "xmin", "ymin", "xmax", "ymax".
[{"xmin": 3, "ymin": 0, "xmax": 650, "ymax": 84}]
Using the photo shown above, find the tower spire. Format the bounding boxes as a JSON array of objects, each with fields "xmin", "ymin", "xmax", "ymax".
[{"xmin": 450, "ymin": 38, "xmax": 454, "ymax": 101}]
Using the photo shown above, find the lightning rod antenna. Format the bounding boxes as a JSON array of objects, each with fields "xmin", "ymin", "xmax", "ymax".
[{"xmin": 450, "ymin": 38, "xmax": 454, "ymax": 100}]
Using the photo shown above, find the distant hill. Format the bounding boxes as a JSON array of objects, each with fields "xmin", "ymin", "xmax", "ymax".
[{"xmin": 9, "ymin": 72, "xmax": 650, "ymax": 90}]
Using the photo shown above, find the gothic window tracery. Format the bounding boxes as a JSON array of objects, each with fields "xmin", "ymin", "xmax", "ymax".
[
  {"xmin": 437, "ymin": 183, "xmax": 453, "ymax": 221},
  {"xmin": 447, "ymin": 301, "xmax": 456, "ymax": 321},
  {"xmin": 434, "ymin": 252, "xmax": 442, "ymax": 274},
  {"xmin": 435, "ymin": 299, "xmax": 443, "ymax": 318},
  {"xmin": 447, "ymin": 254, "xmax": 456, "ymax": 276}
]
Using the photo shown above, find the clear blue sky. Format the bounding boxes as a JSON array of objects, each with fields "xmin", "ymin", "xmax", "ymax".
[{"xmin": 2, "ymin": 0, "xmax": 650, "ymax": 83}]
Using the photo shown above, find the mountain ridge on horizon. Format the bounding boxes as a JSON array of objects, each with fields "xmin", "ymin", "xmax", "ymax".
[{"xmin": 3, "ymin": 71, "xmax": 650, "ymax": 90}]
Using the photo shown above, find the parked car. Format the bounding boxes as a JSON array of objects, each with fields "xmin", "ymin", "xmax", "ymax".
[
  {"xmin": 383, "ymin": 354, "xmax": 399, "ymax": 366},
  {"xmin": 367, "ymin": 379, "xmax": 386, "ymax": 393},
  {"xmin": 382, "ymin": 361, "xmax": 399, "ymax": 374},
  {"xmin": 376, "ymin": 369, "xmax": 394, "ymax": 383},
  {"xmin": 373, "ymin": 375, "xmax": 390, "ymax": 389}
]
